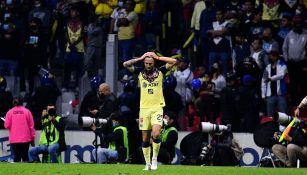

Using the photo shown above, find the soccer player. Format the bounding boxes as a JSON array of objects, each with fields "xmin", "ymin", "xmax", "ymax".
[{"xmin": 123, "ymin": 52, "xmax": 176, "ymax": 170}]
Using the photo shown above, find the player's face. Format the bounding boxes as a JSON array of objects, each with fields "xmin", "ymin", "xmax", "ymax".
[{"xmin": 144, "ymin": 57, "xmax": 155, "ymax": 71}]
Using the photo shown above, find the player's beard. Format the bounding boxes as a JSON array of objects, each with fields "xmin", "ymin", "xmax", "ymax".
[{"xmin": 142, "ymin": 68, "xmax": 159, "ymax": 82}]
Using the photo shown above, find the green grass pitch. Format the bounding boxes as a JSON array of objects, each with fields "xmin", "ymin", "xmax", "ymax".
[{"xmin": 0, "ymin": 163, "xmax": 307, "ymax": 175}]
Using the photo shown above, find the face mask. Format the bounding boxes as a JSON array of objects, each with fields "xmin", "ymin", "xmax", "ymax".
[
  {"xmin": 35, "ymin": 3, "xmax": 41, "ymax": 7},
  {"xmin": 262, "ymin": 36, "xmax": 270, "ymax": 41},
  {"xmin": 98, "ymin": 93, "xmax": 105, "ymax": 99},
  {"xmin": 118, "ymin": 1, "xmax": 124, "ymax": 7},
  {"xmin": 279, "ymin": 125, "xmax": 285, "ymax": 132},
  {"xmin": 293, "ymin": 27, "xmax": 303, "ymax": 34},
  {"xmin": 112, "ymin": 121, "xmax": 118, "ymax": 127},
  {"xmin": 163, "ymin": 118, "xmax": 168, "ymax": 126},
  {"xmin": 205, "ymin": 1, "xmax": 212, "ymax": 7},
  {"xmin": 296, "ymin": 9, "xmax": 302, "ymax": 15}
]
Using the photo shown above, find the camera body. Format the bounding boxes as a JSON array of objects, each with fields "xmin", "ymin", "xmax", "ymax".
[
  {"xmin": 199, "ymin": 142, "xmax": 212, "ymax": 165},
  {"xmin": 80, "ymin": 116, "xmax": 108, "ymax": 127}
]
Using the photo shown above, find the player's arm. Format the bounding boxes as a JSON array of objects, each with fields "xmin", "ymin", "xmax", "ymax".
[
  {"xmin": 150, "ymin": 52, "xmax": 177, "ymax": 70},
  {"xmin": 123, "ymin": 52, "xmax": 151, "ymax": 72}
]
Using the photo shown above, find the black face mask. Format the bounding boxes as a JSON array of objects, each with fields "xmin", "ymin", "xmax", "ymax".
[
  {"xmin": 293, "ymin": 27, "xmax": 303, "ymax": 34},
  {"xmin": 262, "ymin": 36, "xmax": 270, "ymax": 41},
  {"xmin": 30, "ymin": 25, "xmax": 38, "ymax": 31},
  {"xmin": 211, "ymin": 67, "xmax": 218, "ymax": 73},
  {"xmin": 205, "ymin": 1, "xmax": 212, "ymax": 7},
  {"xmin": 98, "ymin": 93, "xmax": 105, "ymax": 99}
]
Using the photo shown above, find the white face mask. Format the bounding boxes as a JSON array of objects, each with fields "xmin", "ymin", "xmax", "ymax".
[
  {"xmin": 163, "ymin": 118, "xmax": 168, "ymax": 126},
  {"xmin": 118, "ymin": 1, "xmax": 124, "ymax": 7},
  {"xmin": 279, "ymin": 125, "xmax": 285, "ymax": 132},
  {"xmin": 296, "ymin": 9, "xmax": 302, "ymax": 15}
]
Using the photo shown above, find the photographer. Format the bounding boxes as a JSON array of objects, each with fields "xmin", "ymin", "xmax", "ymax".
[
  {"xmin": 87, "ymin": 83, "xmax": 118, "ymax": 134},
  {"xmin": 272, "ymin": 125, "xmax": 307, "ymax": 167},
  {"xmin": 91, "ymin": 112, "xmax": 129, "ymax": 164},
  {"xmin": 78, "ymin": 75, "xmax": 104, "ymax": 130},
  {"xmin": 28, "ymin": 104, "xmax": 66, "ymax": 163},
  {"xmin": 204, "ymin": 125, "xmax": 243, "ymax": 166}
]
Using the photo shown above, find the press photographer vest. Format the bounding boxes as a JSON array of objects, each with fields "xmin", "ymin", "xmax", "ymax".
[
  {"xmin": 40, "ymin": 116, "xmax": 61, "ymax": 145},
  {"xmin": 161, "ymin": 126, "xmax": 177, "ymax": 155},
  {"xmin": 108, "ymin": 126, "xmax": 129, "ymax": 160}
]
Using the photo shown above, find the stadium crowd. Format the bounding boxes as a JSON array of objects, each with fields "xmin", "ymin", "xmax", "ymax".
[{"xmin": 0, "ymin": 0, "xmax": 307, "ymax": 167}]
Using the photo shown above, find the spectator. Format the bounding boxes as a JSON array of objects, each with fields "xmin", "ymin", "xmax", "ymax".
[
  {"xmin": 194, "ymin": 71, "xmax": 216, "ymax": 122},
  {"xmin": 63, "ymin": 5, "xmax": 85, "ymax": 91},
  {"xmin": 261, "ymin": 0, "xmax": 280, "ymax": 22},
  {"xmin": 83, "ymin": 15, "xmax": 104, "ymax": 77},
  {"xmin": 239, "ymin": 74, "xmax": 261, "ymax": 132},
  {"xmin": 117, "ymin": 0, "xmax": 138, "ymax": 63},
  {"xmin": 28, "ymin": 104, "xmax": 66, "ymax": 163},
  {"xmin": 220, "ymin": 72, "xmax": 241, "ymax": 132},
  {"xmin": 143, "ymin": 0, "xmax": 163, "ymax": 50},
  {"xmin": 0, "ymin": 10, "xmax": 22, "ymax": 76},
  {"xmin": 94, "ymin": 0, "xmax": 117, "ymax": 43},
  {"xmin": 0, "ymin": 76, "xmax": 13, "ymax": 129},
  {"xmin": 211, "ymin": 62, "xmax": 226, "ymax": 99},
  {"xmin": 173, "ymin": 57, "xmax": 194, "ymax": 108},
  {"xmin": 109, "ymin": 0, "xmax": 126, "ymax": 34},
  {"xmin": 232, "ymin": 33, "xmax": 251, "ymax": 68},
  {"xmin": 243, "ymin": 9, "xmax": 271, "ymax": 42},
  {"xmin": 91, "ymin": 111, "xmax": 129, "ymax": 164},
  {"xmin": 28, "ymin": 0, "xmax": 51, "ymax": 35},
  {"xmin": 198, "ymin": 0, "xmax": 216, "ymax": 67},
  {"xmin": 283, "ymin": 15, "xmax": 307, "ymax": 105},
  {"xmin": 276, "ymin": 14, "xmax": 292, "ymax": 53},
  {"xmin": 49, "ymin": 0, "xmax": 71, "ymax": 69},
  {"xmin": 207, "ymin": 9, "xmax": 231, "ymax": 75},
  {"xmin": 26, "ymin": 70, "xmax": 60, "ymax": 129},
  {"xmin": 262, "ymin": 27, "xmax": 279, "ymax": 54},
  {"xmin": 20, "ymin": 17, "xmax": 48, "ymax": 95},
  {"xmin": 240, "ymin": 0, "xmax": 254, "ymax": 25},
  {"xmin": 250, "ymin": 37, "xmax": 268, "ymax": 73},
  {"xmin": 5, "ymin": 95, "xmax": 36, "ymax": 162},
  {"xmin": 163, "ymin": 75, "xmax": 184, "ymax": 116},
  {"xmin": 190, "ymin": 0, "xmax": 206, "ymax": 44},
  {"xmin": 261, "ymin": 50, "xmax": 288, "ymax": 117}
]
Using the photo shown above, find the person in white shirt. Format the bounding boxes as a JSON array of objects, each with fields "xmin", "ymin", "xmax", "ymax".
[{"xmin": 173, "ymin": 57, "xmax": 194, "ymax": 108}]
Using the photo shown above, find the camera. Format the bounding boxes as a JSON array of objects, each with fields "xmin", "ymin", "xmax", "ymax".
[
  {"xmin": 199, "ymin": 142, "xmax": 211, "ymax": 162},
  {"xmin": 200, "ymin": 122, "xmax": 230, "ymax": 133},
  {"xmin": 273, "ymin": 112, "xmax": 307, "ymax": 128},
  {"xmin": 48, "ymin": 108, "xmax": 56, "ymax": 116},
  {"xmin": 80, "ymin": 116, "xmax": 108, "ymax": 127}
]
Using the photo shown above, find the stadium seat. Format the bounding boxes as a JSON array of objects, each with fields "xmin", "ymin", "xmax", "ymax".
[
  {"xmin": 61, "ymin": 102, "xmax": 73, "ymax": 117},
  {"xmin": 61, "ymin": 91, "xmax": 75, "ymax": 103}
]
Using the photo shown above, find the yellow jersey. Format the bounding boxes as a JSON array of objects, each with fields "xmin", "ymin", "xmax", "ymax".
[{"xmin": 137, "ymin": 67, "xmax": 166, "ymax": 108}]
